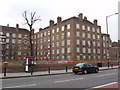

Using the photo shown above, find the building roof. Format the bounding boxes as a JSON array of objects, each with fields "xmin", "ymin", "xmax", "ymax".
[{"xmin": 0, "ymin": 25, "xmax": 30, "ymax": 33}]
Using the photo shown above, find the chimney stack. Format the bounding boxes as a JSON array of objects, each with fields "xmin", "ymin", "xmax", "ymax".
[
  {"xmin": 93, "ymin": 19, "xmax": 97, "ymax": 25},
  {"xmin": 84, "ymin": 16, "xmax": 87, "ymax": 20},
  {"xmin": 39, "ymin": 28, "xmax": 42, "ymax": 32},
  {"xmin": 78, "ymin": 13, "xmax": 83, "ymax": 21},
  {"xmin": 16, "ymin": 24, "xmax": 19, "ymax": 29},
  {"xmin": 57, "ymin": 16, "xmax": 62, "ymax": 23},
  {"xmin": 49, "ymin": 20, "xmax": 54, "ymax": 26}
]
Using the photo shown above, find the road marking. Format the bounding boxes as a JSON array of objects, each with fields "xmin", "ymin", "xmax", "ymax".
[
  {"xmin": 96, "ymin": 73, "xmax": 115, "ymax": 77},
  {"xmin": 5, "ymin": 84, "xmax": 36, "ymax": 88},
  {"xmin": 54, "ymin": 78, "xmax": 84, "ymax": 83},
  {"xmin": 92, "ymin": 82, "xmax": 117, "ymax": 88}
]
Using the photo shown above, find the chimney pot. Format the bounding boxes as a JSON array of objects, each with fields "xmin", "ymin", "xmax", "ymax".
[
  {"xmin": 84, "ymin": 16, "xmax": 87, "ymax": 20},
  {"xmin": 78, "ymin": 13, "xmax": 83, "ymax": 21},
  {"xmin": 16, "ymin": 24, "xmax": 19, "ymax": 29},
  {"xmin": 93, "ymin": 19, "xmax": 97, "ymax": 25},
  {"xmin": 49, "ymin": 20, "xmax": 54, "ymax": 26},
  {"xmin": 57, "ymin": 16, "xmax": 62, "ymax": 23}
]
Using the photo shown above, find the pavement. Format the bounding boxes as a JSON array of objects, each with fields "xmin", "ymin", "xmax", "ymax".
[{"xmin": 0, "ymin": 66, "xmax": 119, "ymax": 79}]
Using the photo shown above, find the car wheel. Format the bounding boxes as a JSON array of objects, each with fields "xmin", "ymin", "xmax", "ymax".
[
  {"xmin": 83, "ymin": 70, "xmax": 87, "ymax": 74},
  {"xmin": 74, "ymin": 72, "xmax": 78, "ymax": 74},
  {"xmin": 95, "ymin": 69, "xmax": 99, "ymax": 73}
]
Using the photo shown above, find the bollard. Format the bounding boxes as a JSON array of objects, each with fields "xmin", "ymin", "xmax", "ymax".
[
  {"xmin": 48, "ymin": 67, "xmax": 50, "ymax": 74},
  {"xmin": 30, "ymin": 66, "xmax": 33, "ymax": 75},
  {"xmin": 66, "ymin": 66, "xmax": 68, "ymax": 72},
  {"xmin": 4, "ymin": 67, "xmax": 6, "ymax": 77}
]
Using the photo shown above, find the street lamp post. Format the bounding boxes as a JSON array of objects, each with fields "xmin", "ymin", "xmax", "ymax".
[{"xmin": 106, "ymin": 13, "xmax": 118, "ymax": 68}]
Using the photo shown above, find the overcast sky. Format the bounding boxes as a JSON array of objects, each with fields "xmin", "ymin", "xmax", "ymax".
[{"xmin": 0, "ymin": 0, "xmax": 119, "ymax": 42}]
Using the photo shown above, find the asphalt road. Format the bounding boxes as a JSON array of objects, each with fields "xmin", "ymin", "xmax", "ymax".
[{"xmin": 2, "ymin": 69, "xmax": 118, "ymax": 89}]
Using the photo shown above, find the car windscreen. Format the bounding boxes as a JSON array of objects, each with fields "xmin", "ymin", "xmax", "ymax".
[{"xmin": 75, "ymin": 63, "xmax": 84, "ymax": 67}]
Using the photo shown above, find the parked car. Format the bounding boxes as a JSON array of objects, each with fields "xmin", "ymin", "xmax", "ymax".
[
  {"xmin": 72, "ymin": 63, "xmax": 99, "ymax": 74},
  {"xmin": 57, "ymin": 61, "xmax": 73, "ymax": 64}
]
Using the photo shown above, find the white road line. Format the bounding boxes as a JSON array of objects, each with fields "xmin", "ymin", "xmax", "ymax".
[
  {"xmin": 92, "ymin": 82, "xmax": 117, "ymax": 88},
  {"xmin": 54, "ymin": 78, "xmax": 84, "ymax": 83},
  {"xmin": 96, "ymin": 73, "xmax": 115, "ymax": 77},
  {"xmin": 5, "ymin": 84, "xmax": 36, "ymax": 88}
]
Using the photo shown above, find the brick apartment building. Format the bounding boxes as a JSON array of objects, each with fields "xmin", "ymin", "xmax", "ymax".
[
  {"xmin": 0, "ymin": 13, "xmax": 112, "ymax": 64},
  {"xmin": 109, "ymin": 42, "xmax": 119, "ymax": 64},
  {"xmin": 0, "ymin": 24, "xmax": 30, "ymax": 62},
  {"xmin": 34, "ymin": 13, "xmax": 112, "ymax": 63}
]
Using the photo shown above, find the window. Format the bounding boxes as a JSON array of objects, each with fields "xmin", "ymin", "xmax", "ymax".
[
  {"xmin": 76, "ymin": 47, "xmax": 80, "ymax": 53},
  {"xmin": 12, "ymin": 39, "xmax": 15, "ymax": 43},
  {"xmin": 52, "ymin": 36, "xmax": 54, "ymax": 41},
  {"xmin": 52, "ymin": 29, "xmax": 54, "ymax": 34},
  {"xmin": 82, "ymin": 32, "xmax": 85, "ymax": 38},
  {"xmin": 97, "ymin": 35, "xmax": 100, "ymax": 39},
  {"xmin": 93, "ymin": 41, "xmax": 96, "ymax": 46},
  {"xmin": 56, "ymin": 34, "xmax": 59, "ymax": 40},
  {"xmin": 57, "ymin": 28, "xmax": 59, "ymax": 32},
  {"xmin": 67, "ymin": 56, "xmax": 71, "ymax": 59},
  {"xmin": 12, "ymin": 34, "xmax": 16, "ymax": 38},
  {"xmin": 82, "ymin": 25, "xmax": 85, "ymax": 30},
  {"xmin": 67, "ymin": 48, "xmax": 71, "ymax": 53},
  {"xmin": 88, "ymin": 48, "xmax": 91, "ymax": 53},
  {"xmin": 41, "ymin": 33, "xmax": 43, "ymax": 37},
  {"xmin": 93, "ymin": 34, "xmax": 95, "ymax": 39},
  {"xmin": 57, "ymin": 49, "xmax": 59, "ymax": 54},
  {"xmin": 67, "ymin": 40, "xmax": 70, "ymax": 45},
  {"xmin": 56, "ymin": 42, "xmax": 60, "ymax": 47},
  {"xmin": 92, "ymin": 27, "xmax": 95, "ymax": 32},
  {"xmin": 77, "ymin": 56, "xmax": 80, "ymax": 60},
  {"xmin": 67, "ymin": 24, "xmax": 70, "ymax": 29},
  {"xmin": 0, "ymin": 32, "xmax": 3, "ymax": 35},
  {"xmin": 6, "ymin": 44, "xmax": 9, "ymax": 49},
  {"xmin": 52, "ymin": 43, "xmax": 54, "ymax": 47},
  {"xmin": 48, "ymin": 31, "xmax": 50, "ymax": 35},
  {"xmin": 88, "ymin": 41, "xmax": 91, "ymax": 47},
  {"xmin": 6, "ymin": 39, "xmax": 9, "ymax": 43},
  {"xmin": 18, "ymin": 51, "xmax": 21, "ymax": 55},
  {"xmin": 82, "ymin": 40, "xmax": 86, "ymax": 45},
  {"xmin": 62, "ymin": 55, "xmax": 65, "ymax": 59},
  {"xmin": 76, "ymin": 40, "xmax": 80, "ymax": 45},
  {"xmin": 6, "ymin": 33, "xmax": 10, "ymax": 37},
  {"xmin": 93, "ymin": 48, "xmax": 96, "ymax": 53},
  {"xmin": 97, "ymin": 49, "xmax": 100, "ymax": 54},
  {"xmin": 62, "ymin": 48, "xmax": 65, "ymax": 54},
  {"xmin": 82, "ymin": 48, "xmax": 86, "ymax": 53},
  {"xmin": 103, "ymin": 36, "xmax": 105, "ymax": 40},
  {"xmin": 44, "ymin": 38, "xmax": 46, "ymax": 42},
  {"xmin": 62, "ymin": 33, "xmax": 65, "ymax": 39},
  {"xmin": 52, "ymin": 49, "xmax": 54, "ymax": 54},
  {"xmin": 62, "ymin": 26, "xmax": 64, "ymax": 31},
  {"xmin": 97, "ymin": 42, "xmax": 100, "ymax": 47},
  {"xmin": 76, "ymin": 31, "xmax": 80, "ymax": 37},
  {"xmin": 97, "ymin": 28, "xmax": 100, "ymax": 33},
  {"xmin": 76, "ymin": 24, "xmax": 80, "ymax": 29},
  {"xmin": 62, "ymin": 41, "xmax": 65, "ymax": 46},
  {"xmin": 44, "ymin": 32, "xmax": 46, "ymax": 36},
  {"xmin": 67, "ymin": 32, "xmax": 70, "ymax": 37},
  {"xmin": 48, "ymin": 37, "xmax": 50, "ymax": 42},
  {"xmin": 88, "ymin": 33, "xmax": 90, "ymax": 38},
  {"xmin": 18, "ymin": 34, "xmax": 22, "ymax": 38},
  {"xmin": 87, "ymin": 26, "xmax": 90, "ymax": 31}
]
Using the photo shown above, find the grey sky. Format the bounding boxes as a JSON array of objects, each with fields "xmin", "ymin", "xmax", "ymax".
[{"xmin": 0, "ymin": 0, "xmax": 119, "ymax": 41}]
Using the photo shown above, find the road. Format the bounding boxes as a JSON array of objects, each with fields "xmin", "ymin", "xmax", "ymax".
[{"xmin": 2, "ymin": 69, "xmax": 119, "ymax": 89}]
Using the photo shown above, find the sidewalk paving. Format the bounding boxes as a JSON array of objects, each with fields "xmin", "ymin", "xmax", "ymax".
[{"xmin": 0, "ymin": 66, "xmax": 119, "ymax": 79}]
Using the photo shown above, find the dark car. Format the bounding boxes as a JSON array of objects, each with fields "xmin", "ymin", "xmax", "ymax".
[{"xmin": 72, "ymin": 63, "xmax": 99, "ymax": 74}]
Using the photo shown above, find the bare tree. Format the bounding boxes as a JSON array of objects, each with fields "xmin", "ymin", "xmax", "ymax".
[{"xmin": 22, "ymin": 11, "xmax": 41, "ymax": 56}]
